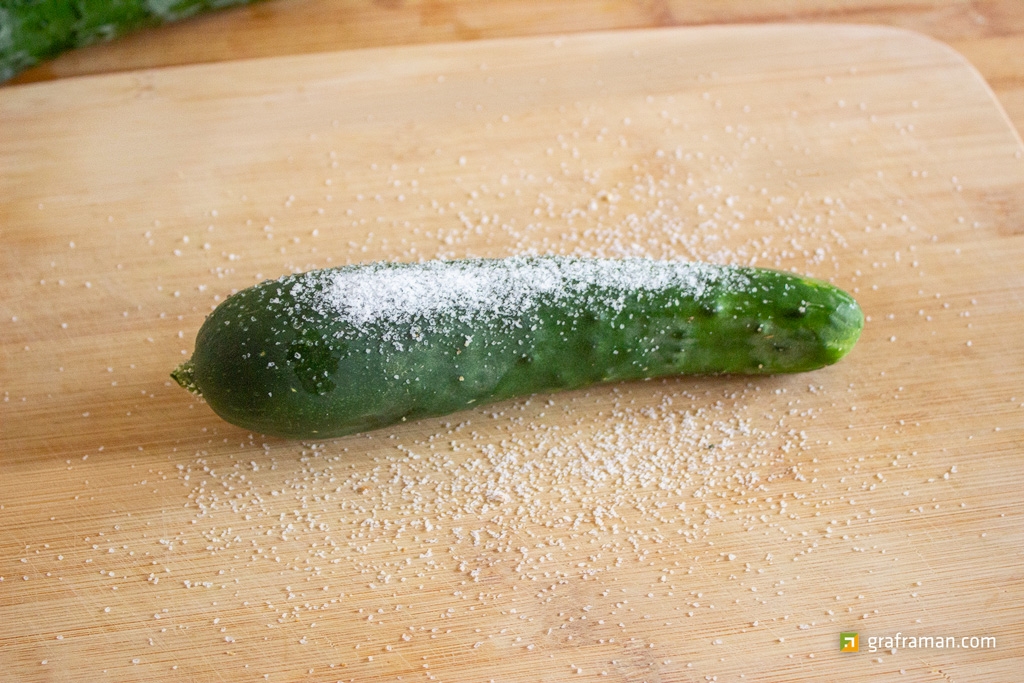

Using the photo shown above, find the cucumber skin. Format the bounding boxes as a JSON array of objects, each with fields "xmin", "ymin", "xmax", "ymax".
[
  {"xmin": 0, "ymin": 0, "xmax": 260, "ymax": 84},
  {"xmin": 174, "ymin": 257, "xmax": 863, "ymax": 439}
]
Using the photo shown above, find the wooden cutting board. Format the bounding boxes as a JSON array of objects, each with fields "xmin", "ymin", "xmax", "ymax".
[{"xmin": 2, "ymin": 24, "xmax": 1022, "ymax": 682}]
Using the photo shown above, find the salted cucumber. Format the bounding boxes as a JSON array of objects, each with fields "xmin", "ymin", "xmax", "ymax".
[{"xmin": 172, "ymin": 256, "xmax": 863, "ymax": 438}]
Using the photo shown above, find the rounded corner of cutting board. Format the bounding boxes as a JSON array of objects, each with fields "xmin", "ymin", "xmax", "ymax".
[
  {"xmin": 863, "ymin": 22, "xmax": 997, "ymax": 71},
  {"xmin": 764, "ymin": 22, "xmax": 1024, "ymax": 146}
]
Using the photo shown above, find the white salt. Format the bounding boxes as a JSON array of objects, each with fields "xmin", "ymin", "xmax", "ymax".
[{"xmin": 304, "ymin": 256, "xmax": 746, "ymax": 336}]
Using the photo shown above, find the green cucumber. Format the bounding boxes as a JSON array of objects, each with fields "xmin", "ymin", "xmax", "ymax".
[
  {"xmin": 0, "ymin": 0, "xmax": 261, "ymax": 84},
  {"xmin": 172, "ymin": 256, "xmax": 863, "ymax": 438}
]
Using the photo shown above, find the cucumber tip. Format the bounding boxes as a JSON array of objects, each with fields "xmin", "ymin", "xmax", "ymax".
[{"xmin": 172, "ymin": 360, "xmax": 201, "ymax": 395}]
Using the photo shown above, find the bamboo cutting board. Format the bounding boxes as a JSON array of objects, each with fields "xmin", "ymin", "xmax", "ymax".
[{"xmin": 2, "ymin": 24, "xmax": 1023, "ymax": 682}]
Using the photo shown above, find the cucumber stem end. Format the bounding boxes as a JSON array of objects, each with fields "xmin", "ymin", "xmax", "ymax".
[{"xmin": 172, "ymin": 360, "xmax": 202, "ymax": 396}]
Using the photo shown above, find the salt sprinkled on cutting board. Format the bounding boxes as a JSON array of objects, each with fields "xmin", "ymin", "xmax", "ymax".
[{"xmin": 9, "ymin": 49, "xmax": 1013, "ymax": 683}]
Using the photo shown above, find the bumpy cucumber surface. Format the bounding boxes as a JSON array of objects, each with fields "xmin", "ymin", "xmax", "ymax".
[
  {"xmin": 0, "ymin": 0, "xmax": 260, "ymax": 84},
  {"xmin": 172, "ymin": 256, "xmax": 863, "ymax": 438}
]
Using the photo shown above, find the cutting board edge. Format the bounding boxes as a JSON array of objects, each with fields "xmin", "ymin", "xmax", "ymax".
[{"xmin": 1, "ymin": 22, "xmax": 1019, "ymax": 145}]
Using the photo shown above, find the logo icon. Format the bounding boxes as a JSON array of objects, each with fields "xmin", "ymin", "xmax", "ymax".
[{"xmin": 840, "ymin": 632, "xmax": 859, "ymax": 652}]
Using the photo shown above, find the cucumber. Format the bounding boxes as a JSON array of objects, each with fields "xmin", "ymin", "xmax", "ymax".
[
  {"xmin": 0, "ymin": 0, "xmax": 261, "ymax": 84},
  {"xmin": 172, "ymin": 256, "xmax": 863, "ymax": 438}
]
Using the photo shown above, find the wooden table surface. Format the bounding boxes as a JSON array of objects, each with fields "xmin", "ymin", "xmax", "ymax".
[
  {"xmin": 3, "ymin": 4, "xmax": 1024, "ymax": 683},
  {"xmin": 6, "ymin": 0, "xmax": 1024, "ymax": 138}
]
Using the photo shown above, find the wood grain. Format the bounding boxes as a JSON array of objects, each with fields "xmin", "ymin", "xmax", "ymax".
[
  {"xmin": 2, "ymin": 24, "xmax": 1023, "ymax": 683},
  {"xmin": 6, "ymin": 0, "xmax": 1024, "ymax": 136}
]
